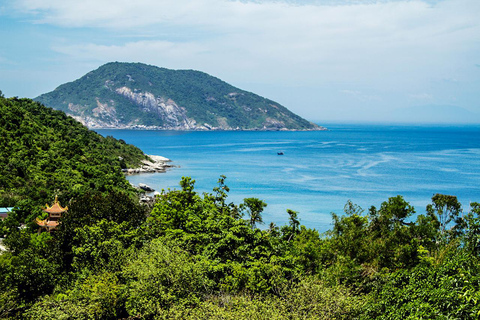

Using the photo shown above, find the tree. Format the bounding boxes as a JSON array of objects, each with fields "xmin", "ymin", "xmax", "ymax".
[
  {"xmin": 463, "ymin": 202, "xmax": 480, "ymax": 256},
  {"xmin": 71, "ymin": 219, "xmax": 138, "ymax": 273},
  {"xmin": 26, "ymin": 272, "xmax": 123, "ymax": 319},
  {"xmin": 52, "ymin": 191, "xmax": 147, "ymax": 272},
  {"xmin": 148, "ymin": 176, "xmax": 204, "ymax": 233},
  {"xmin": 286, "ymin": 209, "xmax": 300, "ymax": 241},
  {"xmin": 241, "ymin": 197, "xmax": 267, "ymax": 229},
  {"xmin": 213, "ymin": 175, "xmax": 229, "ymax": 209},
  {"xmin": 427, "ymin": 194, "xmax": 463, "ymax": 240},
  {"xmin": 330, "ymin": 201, "xmax": 369, "ymax": 264},
  {"xmin": 123, "ymin": 238, "xmax": 209, "ymax": 317},
  {"xmin": 288, "ymin": 209, "xmax": 300, "ymax": 232},
  {"xmin": 368, "ymin": 196, "xmax": 418, "ymax": 269}
]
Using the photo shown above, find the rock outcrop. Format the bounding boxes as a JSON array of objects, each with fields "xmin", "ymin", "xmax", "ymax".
[
  {"xmin": 138, "ymin": 183, "xmax": 155, "ymax": 192},
  {"xmin": 123, "ymin": 155, "xmax": 173, "ymax": 174}
]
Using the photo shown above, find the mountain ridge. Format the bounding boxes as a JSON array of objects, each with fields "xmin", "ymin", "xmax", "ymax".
[{"xmin": 35, "ymin": 62, "xmax": 324, "ymax": 131}]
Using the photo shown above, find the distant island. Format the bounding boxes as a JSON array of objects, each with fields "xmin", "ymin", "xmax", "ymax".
[{"xmin": 35, "ymin": 62, "xmax": 325, "ymax": 131}]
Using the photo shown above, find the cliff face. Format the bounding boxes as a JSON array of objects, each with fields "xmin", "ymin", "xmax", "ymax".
[
  {"xmin": 35, "ymin": 62, "xmax": 324, "ymax": 131},
  {"xmin": 114, "ymin": 87, "xmax": 196, "ymax": 129}
]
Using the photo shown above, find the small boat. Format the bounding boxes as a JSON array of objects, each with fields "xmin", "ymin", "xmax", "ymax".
[{"xmin": 277, "ymin": 152, "xmax": 284, "ymax": 155}]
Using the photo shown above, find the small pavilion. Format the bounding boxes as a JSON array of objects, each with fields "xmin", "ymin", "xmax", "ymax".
[{"xmin": 36, "ymin": 196, "xmax": 68, "ymax": 233}]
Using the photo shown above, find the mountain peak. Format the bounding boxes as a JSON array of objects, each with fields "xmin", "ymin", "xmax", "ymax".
[{"xmin": 36, "ymin": 62, "xmax": 323, "ymax": 131}]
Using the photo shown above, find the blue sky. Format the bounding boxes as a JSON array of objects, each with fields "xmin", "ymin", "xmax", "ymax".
[{"xmin": 1, "ymin": 0, "xmax": 479, "ymax": 123}]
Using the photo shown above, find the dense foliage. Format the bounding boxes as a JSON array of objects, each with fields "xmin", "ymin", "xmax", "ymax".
[
  {"xmin": 35, "ymin": 62, "xmax": 320, "ymax": 130},
  {"xmin": 1, "ymin": 95, "xmax": 479, "ymax": 319},
  {"xmin": 0, "ymin": 96, "xmax": 147, "ymax": 222},
  {"xmin": 1, "ymin": 174, "xmax": 479, "ymax": 319}
]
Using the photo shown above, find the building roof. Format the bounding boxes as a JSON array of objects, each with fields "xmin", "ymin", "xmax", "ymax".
[
  {"xmin": 0, "ymin": 207, "xmax": 13, "ymax": 214},
  {"xmin": 35, "ymin": 218, "xmax": 59, "ymax": 229},
  {"xmin": 0, "ymin": 207, "xmax": 13, "ymax": 219},
  {"xmin": 43, "ymin": 196, "xmax": 68, "ymax": 214}
]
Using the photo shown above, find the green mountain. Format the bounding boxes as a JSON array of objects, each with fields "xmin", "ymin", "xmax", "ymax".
[
  {"xmin": 0, "ymin": 95, "xmax": 147, "ymax": 214},
  {"xmin": 35, "ymin": 62, "xmax": 323, "ymax": 131}
]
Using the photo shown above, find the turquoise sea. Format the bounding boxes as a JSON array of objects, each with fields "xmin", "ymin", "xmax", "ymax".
[{"xmin": 97, "ymin": 124, "xmax": 480, "ymax": 232}]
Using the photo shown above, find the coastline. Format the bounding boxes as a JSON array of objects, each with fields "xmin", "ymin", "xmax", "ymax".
[
  {"xmin": 123, "ymin": 155, "xmax": 174, "ymax": 174},
  {"xmin": 89, "ymin": 124, "xmax": 327, "ymax": 131}
]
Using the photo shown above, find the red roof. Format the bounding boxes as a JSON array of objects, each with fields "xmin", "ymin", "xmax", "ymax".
[
  {"xmin": 36, "ymin": 218, "xmax": 59, "ymax": 228},
  {"xmin": 43, "ymin": 196, "xmax": 68, "ymax": 214}
]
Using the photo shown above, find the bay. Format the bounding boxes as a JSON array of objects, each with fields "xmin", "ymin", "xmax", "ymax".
[{"xmin": 96, "ymin": 124, "xmax": 480, "ymax": 232}]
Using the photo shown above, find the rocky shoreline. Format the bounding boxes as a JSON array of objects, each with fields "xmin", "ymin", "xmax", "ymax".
[
  {"xmin": 123, "ymin": 155, "xmax": 174, "ymax": 174},
  {"xmin": 85, "ymin": 124, "xmax": 327, "ymax": 131}
]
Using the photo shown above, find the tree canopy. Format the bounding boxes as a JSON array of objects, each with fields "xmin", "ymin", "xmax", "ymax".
[{"xmin": 0, "ymin": 96, "xmax": 147, "ymax": 222}]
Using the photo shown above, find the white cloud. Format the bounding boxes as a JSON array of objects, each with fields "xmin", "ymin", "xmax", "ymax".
[
  {"xmin": 52, "ymin": 41, "xmax": 209, "ymax": 64},
  {"xmin": 14, "ymin": 0, "xmax": 229, "ymax": 28},
  {"xmin": 33, "ymin": 0, "xmax": 478, "ymax": 82},
  {"xmin": 6, "ymin": 0, "xmax": 480, "ymax": 119}
]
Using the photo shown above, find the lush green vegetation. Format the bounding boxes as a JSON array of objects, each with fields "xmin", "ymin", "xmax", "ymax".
[
  {"xmin": 35, "ymin": 62, "xmax": 320, "ymax": 130},
  {"xmin": 0, "ymin": 96, "xmax": 147, "ymax": 226},
  {"xmin": 1, "ymin": 173, "xmax": 479, "ymax": 318},
  {"xmin": 1, "ymin": 94, "xmax": 479, "ymax": 319}
]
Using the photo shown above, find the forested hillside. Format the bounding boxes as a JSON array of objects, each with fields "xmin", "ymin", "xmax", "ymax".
[
  {"xmin": 35, "ymin": 62, "xmax": 323, "ymax": 131},
  {"xmin": 0, "ymin": 95, "xmax": 147, "ymax": 221},
  {"xmin": 0, "ymin": 94, "xmax": 479, "ymax": 319},
  {"xmin": 1, "ymin": 177, "xmax": 480, "ymax": 318}
]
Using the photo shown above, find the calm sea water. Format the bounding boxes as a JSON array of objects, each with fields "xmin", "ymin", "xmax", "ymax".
[{"xmin": 96, "ymin": 124, "xmax": 480, "ymax": 232}]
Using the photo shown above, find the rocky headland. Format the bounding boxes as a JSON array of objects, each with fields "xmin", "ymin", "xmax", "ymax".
[{"xmin": 123, "ymin": 155, "xmax": 173, "ymax": 174}]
